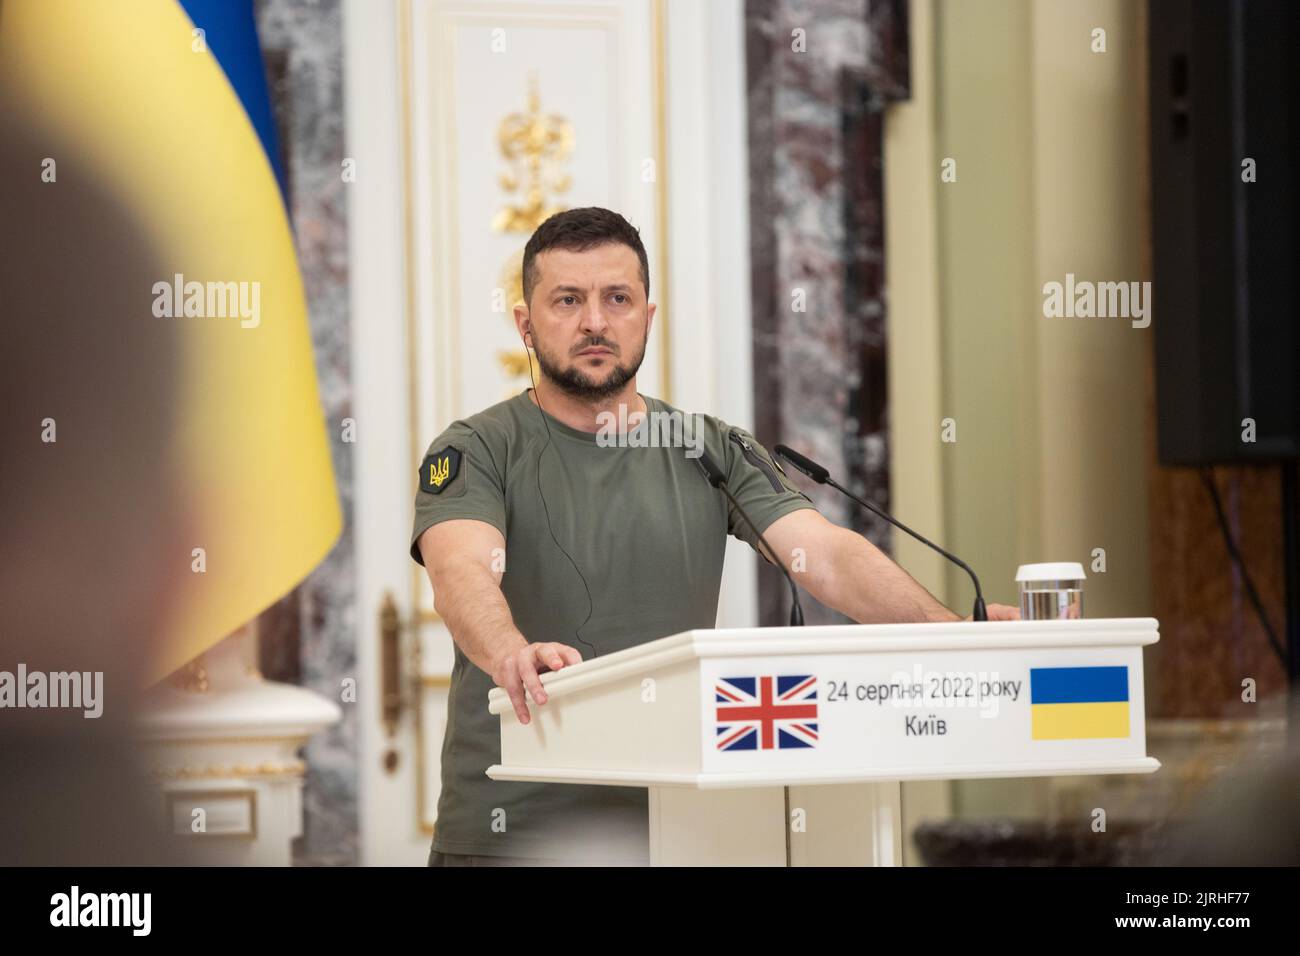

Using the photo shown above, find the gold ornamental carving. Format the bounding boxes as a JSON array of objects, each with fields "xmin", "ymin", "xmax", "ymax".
[
  {"xmin": 494, "ymin": 74, "xmax": 573, "ymax": 387},
  {"xmin": 492, "ymin": 73, "xmax": 574, "ymax": 236}
]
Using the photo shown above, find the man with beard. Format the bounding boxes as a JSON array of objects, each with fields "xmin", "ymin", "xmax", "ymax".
[{"xmin": 412, "ymin": 207, "xmax": 1018, "ymax": 866}]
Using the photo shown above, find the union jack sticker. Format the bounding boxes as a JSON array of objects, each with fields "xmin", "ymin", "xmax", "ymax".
[{"xmin": 715, "ymin": 675, "xmax": 818, "ymax": 751}]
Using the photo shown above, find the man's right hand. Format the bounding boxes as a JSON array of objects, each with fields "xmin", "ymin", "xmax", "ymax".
[{"xmin": 491, "ymin": 642, "xmax": 584, "ymax": 725}]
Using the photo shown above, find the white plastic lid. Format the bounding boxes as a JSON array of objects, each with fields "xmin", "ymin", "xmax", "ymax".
[{"xmin": 1015, "ymin": 562, "xmax": 1086, "ymax": 582}]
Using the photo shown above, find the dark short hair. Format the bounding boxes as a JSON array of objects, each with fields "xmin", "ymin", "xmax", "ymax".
[{"xmin": 521, "ymin": 207, "xmax": 650, "ymax": 306}]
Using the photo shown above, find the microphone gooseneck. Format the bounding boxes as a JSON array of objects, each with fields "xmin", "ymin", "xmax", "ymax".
[
  {"xmin": 696, "ymin": 448, "xmax": 805, "ymax": 627},
  {"xmin": 774, "ymin": 444, "xmax": 988, "ymax": 622}
]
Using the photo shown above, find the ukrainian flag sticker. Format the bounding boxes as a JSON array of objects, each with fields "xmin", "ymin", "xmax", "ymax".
[{"xmin": 1030, "ymin": 666, "xmax": 1130, "ymax": 740}]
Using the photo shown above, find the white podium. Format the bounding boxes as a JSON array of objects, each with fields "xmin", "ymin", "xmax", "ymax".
[{"xmin": 487, "ymin": 618, "xmax": 1159, "ymax": 866}]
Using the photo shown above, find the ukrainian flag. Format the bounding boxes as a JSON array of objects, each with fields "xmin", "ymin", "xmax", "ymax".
[
  {"xmin": 0, "ymin": 1, "xmax": 341, "ymax": 683},
  {"xmin": 1030, "ymin": 666, "xmax": 1130, "ymax": 740}
]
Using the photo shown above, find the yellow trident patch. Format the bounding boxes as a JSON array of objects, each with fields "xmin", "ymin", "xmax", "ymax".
[
  {"xmin": 428, "ymin": 456, "xmax": 450, "ymax": 487},
  {"xmin": 419, "ymin": 446, "xmax": 462, "ymax": 495}
]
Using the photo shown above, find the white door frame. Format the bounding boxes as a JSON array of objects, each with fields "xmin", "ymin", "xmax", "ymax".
[{"xmin": 344, "ymin": 0, "xmax": 757, "ymax": 866}]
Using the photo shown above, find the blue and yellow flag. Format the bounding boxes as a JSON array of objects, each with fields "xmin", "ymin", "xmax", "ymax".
[
  {"xmin": 0, "ymin": 1, "xmax": 342, "ymax": 682},
  {"xmin": 1030, "ymin": 666, "xmax": 1130, "ymax": 739}
]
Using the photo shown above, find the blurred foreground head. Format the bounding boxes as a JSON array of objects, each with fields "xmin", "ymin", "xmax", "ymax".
[{"xmin": 0, "ymin": 104, "xmax": 188, "ymax": 864}]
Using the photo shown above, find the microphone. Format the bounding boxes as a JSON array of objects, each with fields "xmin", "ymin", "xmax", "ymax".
[
  {"xmin": 774, "ymin": 444, "xmax": 988, "ymax": 622},
  {"xmin": 695, "ymin": 448, "xmax": 805, "ymax": 627}
]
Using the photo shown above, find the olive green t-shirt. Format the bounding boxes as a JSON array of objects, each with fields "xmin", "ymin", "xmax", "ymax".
[{"xmin": 409, "ymin": 389, "xmax": 816, "ymax": 861}]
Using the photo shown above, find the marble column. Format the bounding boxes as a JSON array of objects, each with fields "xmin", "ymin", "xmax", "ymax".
[
  {"xmin": 746, "ymin": 0, "xmax": 910, "ymax": 625},
  {"xmin": 255, "ymin": 0, "xmax": 357, "ymax": 866}
]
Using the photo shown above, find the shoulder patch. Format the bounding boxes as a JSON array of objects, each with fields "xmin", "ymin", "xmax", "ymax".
[{"xmin": 420, "ymin": 446, "xmax": 463, "ymax": 494}]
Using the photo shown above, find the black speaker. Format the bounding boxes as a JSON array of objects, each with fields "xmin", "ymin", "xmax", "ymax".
[{"xmin": 1148, "ymin": 0, "xmax": 1299, "ymax": 466}]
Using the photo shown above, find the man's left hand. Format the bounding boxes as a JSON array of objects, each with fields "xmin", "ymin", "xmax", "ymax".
[{"xmin": 969, "ymin": 603, "xmax": 1021, "ymax": 621}]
